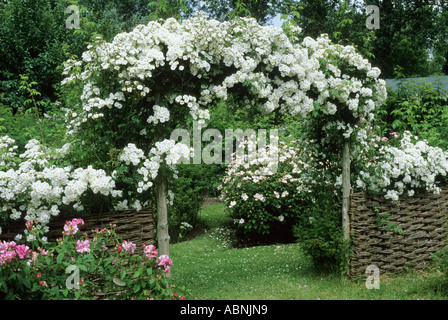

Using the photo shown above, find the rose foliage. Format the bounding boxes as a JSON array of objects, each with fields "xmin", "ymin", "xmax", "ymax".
[{"xmin": 0, "ymin": 218, "xmax": 184, "ymax": 300}]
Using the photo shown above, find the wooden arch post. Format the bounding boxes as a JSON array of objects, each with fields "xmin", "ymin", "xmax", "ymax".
[{"xmin": 342, "ymin": 138, "xmax": 351, "ymax": 242}]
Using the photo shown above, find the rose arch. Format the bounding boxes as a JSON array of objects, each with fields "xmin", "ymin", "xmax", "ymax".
[{"xmin": 60, "ymin": 13, "xmax": 387, "ymax": 257}]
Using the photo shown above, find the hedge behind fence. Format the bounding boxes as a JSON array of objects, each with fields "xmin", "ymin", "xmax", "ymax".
[{"xmin": 349, "ymin": 187, "xmax": 448, "ymax": 278}]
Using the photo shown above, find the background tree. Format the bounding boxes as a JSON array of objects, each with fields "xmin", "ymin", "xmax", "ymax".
[
  {"xmin": 279, "ymin": 0, "xmax": 448, "ymax": 78},
  {"xmin": 0, "ymin": 0, "xmax": 89, "ymax": 113},
  {"xmin": 191, "ymin": 0, "xmax": 280, "ymax": 25}
]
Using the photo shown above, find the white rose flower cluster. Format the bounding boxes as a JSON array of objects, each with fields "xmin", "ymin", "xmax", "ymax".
[
  {"xmin": 147, "ymin": 105, "xmax": 170, "ymax": 124},
  {"xmin": 117, "ymin": 140, "xmax": 192, "ymax": 197},
  {"xmin": 0, "ymin": 136, "xmax": 123, "ymax": 239},
  {"xmin": 219, "ymin": 138, "xmax": 307, "ymax": 204},
  {"xmin": 355, "ymin": 131, "xmax": 448, "ymax": 200},
  {"xmin": 0, "ymin": 136, "xmax": 18, "ymax": 168}
]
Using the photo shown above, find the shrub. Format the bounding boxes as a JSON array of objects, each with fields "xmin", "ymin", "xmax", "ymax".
[
  {"xmin": 166, "ymin": 164, "xmax": 208, "ymax": 242},
  {"xmin": 432, "ymin": 215, "xmax": 448, "ymax": 282},
  {"xmin": 352, "ymin": 127, "xmax": 448, "ymax": 201},
  {"xmin": 292, "ymin": 184, "xmax": 346, "ymax": 273},
  {"xmin": 376, "ymin": 79, "xmax": 448, "ymax": 150},
  {"xmin": 0, "ymin": 219, "xmax": 185, "ymax": 300},
  {"xmin": 219, "ymin": 138, "xmax": 309, "ymax": 243},
  {"xmin": 433, "ymin": 245, "xmax": 448, "ymax": 279},
  {"xmin": 0, "ymin": 136, "xmax": 122, "ymax": 237}
]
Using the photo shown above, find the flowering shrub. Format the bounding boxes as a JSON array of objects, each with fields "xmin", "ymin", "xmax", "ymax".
[
  {"xmin": 0, "ymin": 219, "xmax": 185, "ymax": 300},
  {"xmin": 352, "ymin": 128, "xmax": 448, "ymax": 200},
  {"xmin": 0, "ymin": 238, "xmax": 40, "ymax": 299},
  {"xmin": 0, "ymin": 136, "xmax": 122, "ymax": 239},
  {"xmin": 219, "ymin": 138, "xmax": 311, "ymax": 239},
  {"xmin": 219, "ymin": 135, "xmax": 347, "ymax": 267}
]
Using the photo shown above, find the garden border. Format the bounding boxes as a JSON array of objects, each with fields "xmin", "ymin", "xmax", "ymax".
[
  {"xmin": 0, "ymin": 207, "xmax": 155, "ymax": 251},
  {"xmin": 349, "ymin": 187, "xmax": 448, "ymax": 279}
]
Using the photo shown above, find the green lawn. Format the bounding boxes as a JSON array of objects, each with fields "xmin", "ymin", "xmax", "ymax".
[{"xmin": 170, "ymin": 203, "xmax": 448, "ymax": 300}]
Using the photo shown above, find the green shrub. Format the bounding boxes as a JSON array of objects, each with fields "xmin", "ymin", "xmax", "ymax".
[
  {"xmin": 292, "ymin": 184, "xmax": 346, "ymax": 273},
  {"xmin": 376, "ymin": 78, "xmax": 448, "ymax": 150},
  {"xmin": 0, "ymin": 76, "xmax": 67, "ymax": 151},
  {"xmin": 167, "ymin": 164, "xmax": 209, "ymax": 243}
]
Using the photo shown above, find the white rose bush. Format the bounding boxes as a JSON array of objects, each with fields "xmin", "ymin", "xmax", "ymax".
[
  {"xmin": 219, "ymin": 138, "xmax": 311, "ymax": 239},
  {"xmin": 0, "ymin": 137, "xmax": 122, "ymax": 241},
  {"xmin": 352, "ymin": 128, "xmax": 448, "ymax": 201}
]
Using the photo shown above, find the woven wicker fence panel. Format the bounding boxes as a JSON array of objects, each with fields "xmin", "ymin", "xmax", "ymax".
[
  {"xmin": 0, "ymin": 207, "xmax": 155, "ymax": 251},
  {"xmin": 349, "ymin": 187, "xmax": 448, "ymax": 279}
]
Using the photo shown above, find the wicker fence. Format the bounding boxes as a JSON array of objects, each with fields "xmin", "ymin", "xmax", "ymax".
[
  {"xmin": 0, "ymin": 207, "xmax": 155, "ymax": 252},
  {"xmin": 349, "ymin": 187, "xmax": 448, "ymax": 279}
]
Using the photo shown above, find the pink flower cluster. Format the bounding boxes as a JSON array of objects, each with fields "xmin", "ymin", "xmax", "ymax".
[
  {"xmin": 0, "ymin": 241, "xmax": 32, "ymax": 266},
  {"xmin": 144, "ymin": 244, "xmax": 158, "ymax": 259},
  {"xmin": 118, "ymin": 240, "xmax": 137, "ymax": 253},
  {"xmin": 76, "ymin": 239, "xmax": 91, "ymax": 253},
  {"xmin": 157, "ymin": 254, "xmax": 173, "ymax": 273},
  {"xmin": 63, "ymin": 218, "xmax": 85, "ymax": 236}
]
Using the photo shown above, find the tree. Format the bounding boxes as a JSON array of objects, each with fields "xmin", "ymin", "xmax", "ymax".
[
  {"xmin": 192, "ymin": 0, "xmax": 281, "ymax": 25},
  {"xmin": 280, "ymin": 0, "xmax": 448, "ymax": 77},
  {"xmin": 0, "ymin": 0, "xmax": 88, "ymax": 113}
]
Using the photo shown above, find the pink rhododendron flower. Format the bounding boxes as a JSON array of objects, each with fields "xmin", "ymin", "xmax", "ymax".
[{"xmin": 76, "ymin": 239, "xmax": 91, "ymax": 253}]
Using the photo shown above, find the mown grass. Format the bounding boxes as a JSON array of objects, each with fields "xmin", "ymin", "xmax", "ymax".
[{"xmin": 170, "ymin": 203, "xmax": 448, "ymax": 300}]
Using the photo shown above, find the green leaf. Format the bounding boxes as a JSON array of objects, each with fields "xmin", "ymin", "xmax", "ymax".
[
  {"xmin": 134, "ymin": 270, "xmax": 142, "ymax": 278},
  {"xmin": 120, "ymin": 269, "xmax": 127, "ymax": 279},
  {"xmin": 57, "ymin": 252, "xmax": 64, "ymax": 264},
  {"xmin": 78, "ymin": 264, "xmax": 88, "ymax": 272}
]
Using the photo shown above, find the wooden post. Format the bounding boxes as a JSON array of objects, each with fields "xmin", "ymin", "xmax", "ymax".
[
  {"xmin": 342, "ymin": 138, "xmax": 351, "ymax": 241},
  {"xmin": 156, "ymin": 173, "xmax": 170, "ymax": 258},
  {"xmin": 153, "ymin": 91, "xmax": 170, "ymax": 258},
  {"xmin": 153, "ymin": 91, "xmax": 171, "ymax": 276}
]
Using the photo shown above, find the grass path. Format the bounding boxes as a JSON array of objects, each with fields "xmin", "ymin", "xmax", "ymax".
[{"xmin": 170, "ymin": 203, "xmax": 448, "ymax": 300}]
